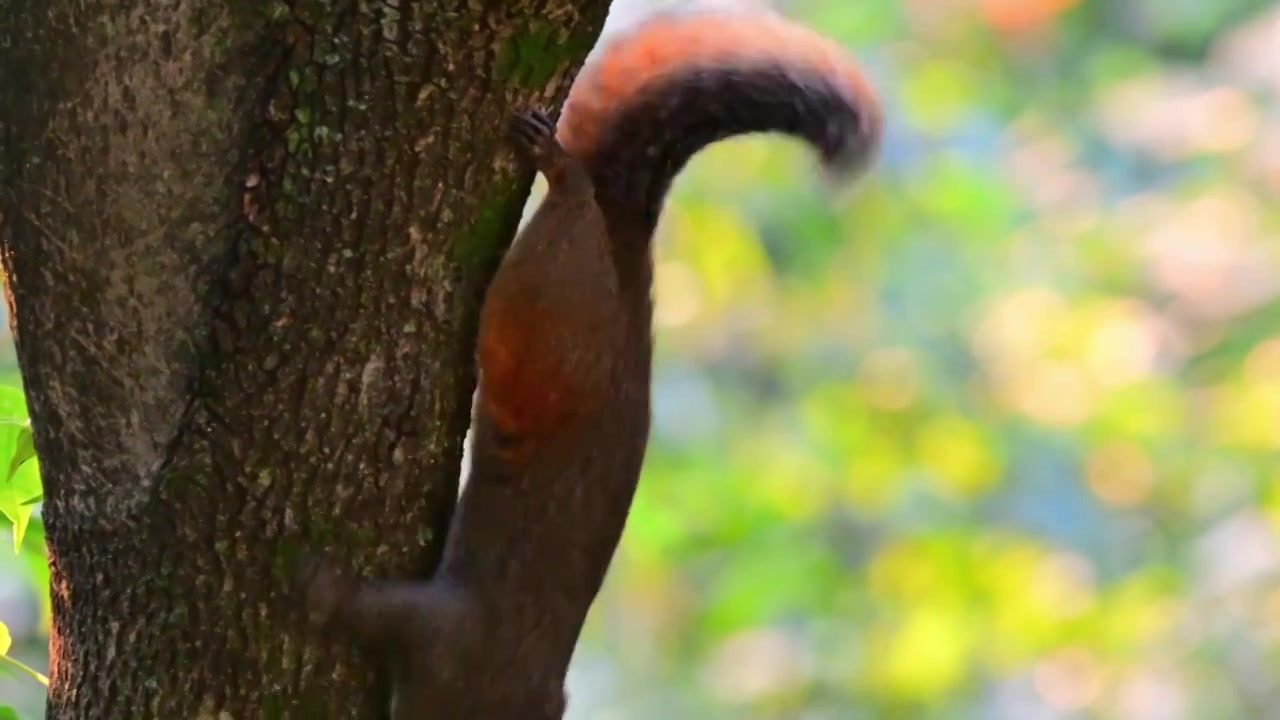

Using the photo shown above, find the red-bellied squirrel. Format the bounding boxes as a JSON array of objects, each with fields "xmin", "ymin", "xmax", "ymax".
[{"xmin": 300, "ymin": 5, "xmax": 884, "ymax": 718}]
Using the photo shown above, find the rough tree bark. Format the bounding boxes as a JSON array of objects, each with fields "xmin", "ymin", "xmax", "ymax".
[{"xmin": 0, "ymin": 0, "xmax": 609, "ymax": 716}]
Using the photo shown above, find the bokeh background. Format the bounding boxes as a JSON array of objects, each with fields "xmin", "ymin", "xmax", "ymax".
[{"xmin": 4, "ymin": 0, "xmax": 1280, "ymax": 717}]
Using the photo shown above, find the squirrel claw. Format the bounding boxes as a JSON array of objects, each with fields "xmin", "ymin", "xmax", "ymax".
[{"xmin": 508, "ymin": 109, "xmax": 560, "ymax": 163}]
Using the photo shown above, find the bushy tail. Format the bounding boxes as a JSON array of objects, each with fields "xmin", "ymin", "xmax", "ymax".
[{"xmin": 557, "ymin": 5, "xmax": 884, "ymax": 231}]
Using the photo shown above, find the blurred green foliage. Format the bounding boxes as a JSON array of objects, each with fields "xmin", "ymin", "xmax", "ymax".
[
  {"xmin": 568, "ymin": 0, "xmax": 1280, "ymax": 718},
  {"xmin": 3, "ymin": 0, "xmax": 1280, "ymax": 717}
]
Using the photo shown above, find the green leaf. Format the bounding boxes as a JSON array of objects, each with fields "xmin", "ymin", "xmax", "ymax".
[
  {"xmin": 0, "ymin": 420, "xmax": 24, "ymax": 467},
  {"xmin": 0, "ymin": 386, "xmax": 42, "ymax": 553},
  {"xmin": 0, "ymin": 705, "xmax": 20, "ymax": 720},
  {"xmin": 0, "ymin": 457, "xmax": 39, "ymax": 552},
  {"xmin": 8, "ymin": 425, "xmax": 34, "ymax": 481},
  {"xmin": 10, "ymin": 458, "xmax": 40, "ymax": 506},
  {"xmin": 0, "ymin": 503, "xmax": 33, "ymax": 555}
]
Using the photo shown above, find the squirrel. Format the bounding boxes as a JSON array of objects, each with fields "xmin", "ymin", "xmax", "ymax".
[{"xmin": 298, "ymin": 5, "xmax": 883, "ymax": 719}]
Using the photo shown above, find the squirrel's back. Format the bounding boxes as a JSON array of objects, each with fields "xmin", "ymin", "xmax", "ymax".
[{"xmin": 557, "ymin": 5, "xmax": 884, "ymax": 233}]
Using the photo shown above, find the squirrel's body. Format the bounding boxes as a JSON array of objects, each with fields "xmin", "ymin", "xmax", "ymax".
[{"xmin": 301, "ymin": 6, "xmax": 882, "ymax": 718}]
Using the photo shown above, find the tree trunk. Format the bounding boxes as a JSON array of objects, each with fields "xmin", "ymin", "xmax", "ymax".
[{"xmin": 0, "ymin": 1, "xmax": 607, "ymax": 716}]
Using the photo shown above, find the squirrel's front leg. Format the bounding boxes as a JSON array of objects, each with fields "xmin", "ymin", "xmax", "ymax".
[
  {"xmin": 298, "ymin": 556, "xmax": 468, "ymax": 650},
  {"xmin": 507, "ymin": 109, "xmax": 591, "ymax": 192}
]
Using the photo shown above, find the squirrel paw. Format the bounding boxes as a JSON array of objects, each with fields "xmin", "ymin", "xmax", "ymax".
[{"xmin": 508, "ymin": 109, "xmax": 563, "ymax": 166}]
